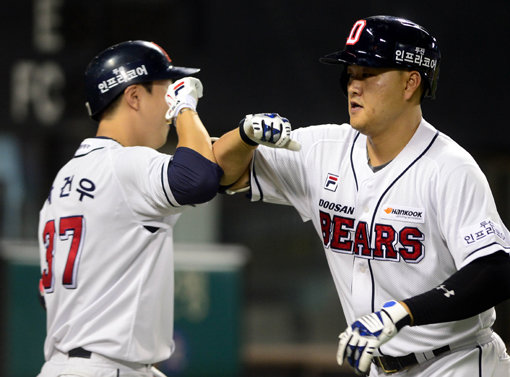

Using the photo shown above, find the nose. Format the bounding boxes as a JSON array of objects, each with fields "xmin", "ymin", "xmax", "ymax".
[{"xmin": 347, "ymin": 76, "xmax": 361, "ymax": 97}]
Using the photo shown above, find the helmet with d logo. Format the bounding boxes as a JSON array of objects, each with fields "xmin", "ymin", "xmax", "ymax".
[{"xmin": 320, "ymin": 15, "xmax": 441, "ymax": 99}]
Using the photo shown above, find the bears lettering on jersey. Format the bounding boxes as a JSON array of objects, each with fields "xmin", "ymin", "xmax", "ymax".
[{"xmin": 319, "ymin": 211, "xmax": 425, "ymax": 263}]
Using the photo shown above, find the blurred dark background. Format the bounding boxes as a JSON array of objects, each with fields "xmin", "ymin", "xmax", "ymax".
[{"xmin": 1, "ymin": 1, "xmax": 509, "ymax": 376}]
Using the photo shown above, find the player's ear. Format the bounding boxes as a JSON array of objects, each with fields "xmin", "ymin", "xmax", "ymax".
[
  {"xmin": 404, "ymin": 71, "xmax": 422, "ymax": 101},
  {"xmin": 124, "ymin": 84, "xmax": 141, "ymax": 111}
]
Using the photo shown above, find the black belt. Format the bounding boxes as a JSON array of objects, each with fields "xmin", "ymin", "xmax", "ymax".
[
  {"xmin": 68, "ymin": 347, "xmax": 92, "ymax": 359},
  {"xmin": 373, "ymin": 345, "xmax": 450, "ymax": 374},
  {"xmin": 68, "ymin": 347, "xmax": 152, "ymax": 369}
]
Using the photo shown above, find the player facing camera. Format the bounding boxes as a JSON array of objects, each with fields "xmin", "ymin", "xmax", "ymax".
[
  {"xmin": 212, "ymin": 15, "xmax": 510, "ymax": 377},
  {"xmin": 321, "ymin": 15, "xmax": 440, "ymax": 102}
]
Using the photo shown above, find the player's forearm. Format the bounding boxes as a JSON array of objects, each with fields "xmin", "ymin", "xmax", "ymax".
[
  {"xmin": 213, "ymin": 128, "xmax": 257, "ymax": 186},
  {"xmin": 404, "ymin": 251, "xmax": 510, "ymax": 326},
  {"xmin": 174, "ymin": 109, "xmax": 216, "ymax": 163}
]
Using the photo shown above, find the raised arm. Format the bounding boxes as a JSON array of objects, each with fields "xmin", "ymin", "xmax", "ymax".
[
  {"xmin": 213, "ymin": 113, "xmax": 301, "ymax": 190},
  {"xmin": 164, "ymin": 78, "xmax": 222, "ymax": 204},
  {"xmin": 165, "ymin": 78, "xmax": 215, "ymax": 162}
]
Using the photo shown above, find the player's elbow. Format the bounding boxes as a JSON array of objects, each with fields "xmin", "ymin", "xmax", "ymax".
[
  {"xmin": 177, "ymin": 166, "xmax": 222, "ymax": 204},
  {"xmin": 168, "ymin": 147, "xmax": 223, "ymax": 205}
]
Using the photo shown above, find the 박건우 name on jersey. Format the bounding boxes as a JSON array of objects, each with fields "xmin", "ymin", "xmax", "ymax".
[{"xmin": 48, "ymin": 175, "xmax": 97, "ymax": 204}]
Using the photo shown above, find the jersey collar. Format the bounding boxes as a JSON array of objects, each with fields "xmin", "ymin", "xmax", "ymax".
[
  {"xmin": 74, "ymin": 137, "xmax": 122, "ymax": 158},
  {"xmin": 351, "ymin": 119, "xmax": 439, "ymax": 184}
]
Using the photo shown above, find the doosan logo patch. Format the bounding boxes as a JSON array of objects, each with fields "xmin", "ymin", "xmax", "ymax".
[{"xmin": 381, "ymin": 204, "xmax": 425, "ymax": 224}]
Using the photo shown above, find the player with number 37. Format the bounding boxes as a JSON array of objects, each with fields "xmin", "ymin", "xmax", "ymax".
[{"xmin": 37, "ymin": 41, "xmax": 224, "ymax": 377}]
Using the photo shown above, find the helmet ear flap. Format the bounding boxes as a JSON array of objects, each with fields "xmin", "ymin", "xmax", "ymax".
[
  {"xmin": 414, "ymin": 70, "xmax": 436, "ymax": 101},
  {"xmin": 426, "ymin": 66, "xmax": 440, "ymax": 100}
]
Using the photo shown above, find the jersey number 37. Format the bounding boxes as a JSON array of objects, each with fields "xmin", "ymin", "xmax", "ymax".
[{"xmin": 41, "ymin": 216, "xmax": 85, "ymax": 293}]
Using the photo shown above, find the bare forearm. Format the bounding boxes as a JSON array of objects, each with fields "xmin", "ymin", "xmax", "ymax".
[
  {"xmin": 174, "ymin": 109, "xmax": 215, "ymax": 163},
  {"xmin": 213, "ymin": 128, "xmax": 257, "ymax": 186}
]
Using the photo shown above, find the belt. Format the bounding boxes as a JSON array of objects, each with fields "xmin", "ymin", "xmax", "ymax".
[
  {"xmin": 68, "ymin": 347, "xmax": 92, "ymax": 359},
  {"xmin": 68, "ymin": 347, "xmax": 153, "ymax": 369},
  {"xmin": 373, "ymin": 345, "xmax": 450, "ymax": 374}
]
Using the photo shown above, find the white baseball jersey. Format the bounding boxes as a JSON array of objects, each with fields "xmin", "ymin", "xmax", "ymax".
[
  {"xmin": 250, "ymin": 119, "xmax": 510, "ymax": 356},
  {"xmin": 39, "ymin": 137, "xmax": 187, "ymax": 364}
]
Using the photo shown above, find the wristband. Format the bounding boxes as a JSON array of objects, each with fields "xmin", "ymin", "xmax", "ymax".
[
  {"xmin": 381, "ymin": 300, "xmax": 412, "ymax": 330},
  {"xmin": 239, "ymin": 124, "xmax": 258, "ymax": 146}
]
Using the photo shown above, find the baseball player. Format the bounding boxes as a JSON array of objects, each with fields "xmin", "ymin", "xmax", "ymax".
[
  {"xmin": 213, "ymin": 16, "xmax": 510, "ymax": 376},
  {"xmin": 37, "ymin": 40, "xmax": 223, "ymax": 377}
]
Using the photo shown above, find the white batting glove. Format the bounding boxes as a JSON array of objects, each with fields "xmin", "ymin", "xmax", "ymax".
[
  {"xmin": 337, "ymin": 301, "xmax": 410, "ymax": 375},
  {"xmin": 165, "ymin": 77, "xmax": 203, "ymax": 122},
  {"xmin": 239, "ymin": 113, "xmax": 301, "ymax": 151}
]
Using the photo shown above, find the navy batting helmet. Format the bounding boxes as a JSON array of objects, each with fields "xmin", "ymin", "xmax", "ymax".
[
  {"xmin": 320, "ymin": 15, "xmax": 441, "ymax": 99},
  {"xmin": 84, "ymin": 40, "xmax": 200, "ymax": 121}
]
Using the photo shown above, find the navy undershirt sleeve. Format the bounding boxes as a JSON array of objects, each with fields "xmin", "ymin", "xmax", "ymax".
[
  {"xmin": 167, "ymin": 147, "xmax": 223, "ymax": 205},
  {"xmin": 404, "ymin": 251, "xmax": 510, "ymax": 326}
]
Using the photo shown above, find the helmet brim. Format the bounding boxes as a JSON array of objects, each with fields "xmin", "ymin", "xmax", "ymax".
[
  {"xmin": 319, "ymin": 51, "xmax": 347, "ymax": 65},
  {"xmin": 320, "ymin": 50, "xmax": 387, "ymax": 68},
  {"xmin": 164, "ymin": 65, "xmax": 200, "ymax": 80}
]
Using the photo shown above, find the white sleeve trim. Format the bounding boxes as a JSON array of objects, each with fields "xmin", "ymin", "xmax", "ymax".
[{"xmin": 160, "ymin": 156, "xmax": 181, "ymax": 207}]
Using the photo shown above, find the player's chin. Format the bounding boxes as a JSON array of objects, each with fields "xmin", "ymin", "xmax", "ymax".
[
  {"xmin": 349, "ymin": 116, "xmax": 363, "ymax": 130},
  {"xmin": 349, "ymin": 120, "xmax": 371, "ymax": 136}
]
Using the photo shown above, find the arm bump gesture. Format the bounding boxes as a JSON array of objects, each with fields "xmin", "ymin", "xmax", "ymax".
[{"xmin": 239, "ymin": 113, "xmax": 301, "ymax": 151}]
